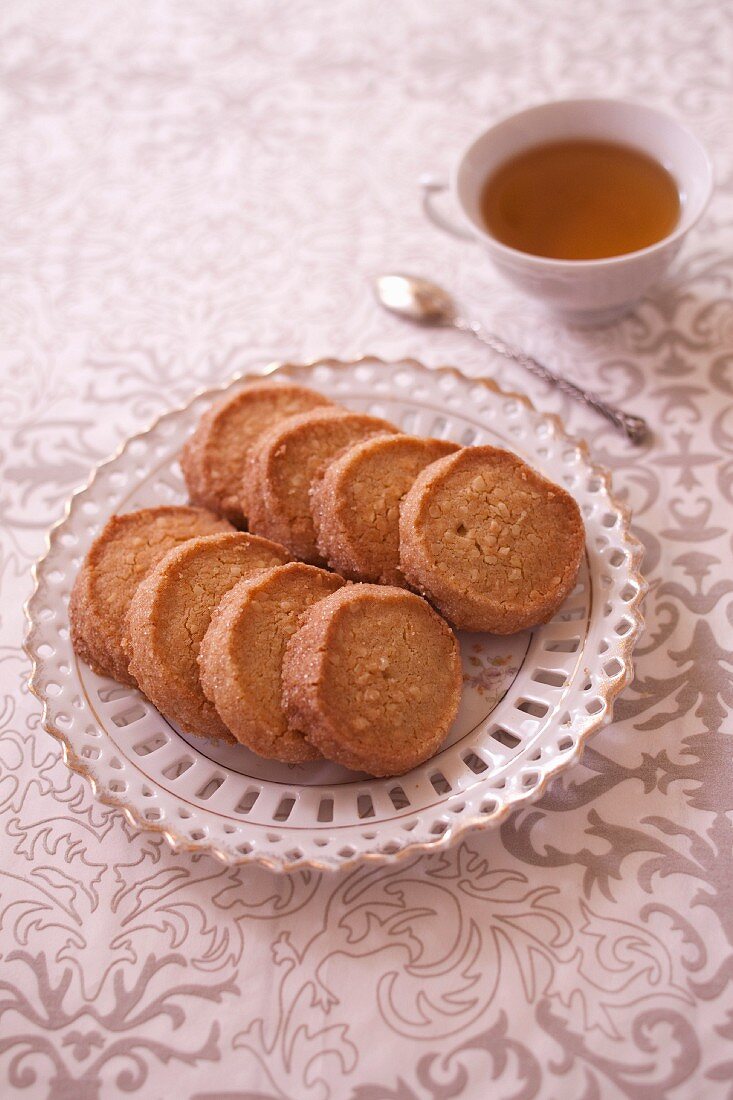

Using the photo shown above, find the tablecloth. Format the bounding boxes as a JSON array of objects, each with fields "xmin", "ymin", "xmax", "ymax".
[{"xmin": 3, "ymin": 1, "xmax": 733, "ymax": 1097}]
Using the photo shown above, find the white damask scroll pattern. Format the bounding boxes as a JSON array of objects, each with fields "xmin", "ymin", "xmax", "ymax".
[{"xmin": 2, "ymin": 0, "xmax": 733, "ymax": 1097}]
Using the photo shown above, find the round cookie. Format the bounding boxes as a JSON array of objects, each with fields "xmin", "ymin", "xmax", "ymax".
[
  {"xmin": 399, "ymin": 446, "xmax": 585, "ymax": 633},
  {"xmin": 242, "ymin": 407, "xmax": 398, "ymax": 563},
  {"xmin": 180, "ymin": 382, "xmax": 335, "ymax": 526},
  {"xmin": 199, "ymin": 563, "xmax": 345, "ymax": 763},
  {"xmin": 311, "ymin": 434, "xmax": 459, "ymax": 585},
  {"xmin": 282, "ymin": 584, "xmax": 462, "ymax": 776},
  {"xmin": 126, "ymin": 531, "xmax": 290, "ymax": 741},
  {"xmin": 69, "ymin": 506, "xmax": 232, "ymax": 686}
]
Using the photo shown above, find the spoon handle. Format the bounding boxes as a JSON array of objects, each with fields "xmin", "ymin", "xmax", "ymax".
[{"xmin": 454, "ymin": 317, "xmax": 648, "ymax": 444}]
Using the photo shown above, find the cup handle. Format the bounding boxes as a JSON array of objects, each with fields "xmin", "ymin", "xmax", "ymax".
[{"xmin": 419, "ymin": 174, "xmax": 476, "ymax": 242}]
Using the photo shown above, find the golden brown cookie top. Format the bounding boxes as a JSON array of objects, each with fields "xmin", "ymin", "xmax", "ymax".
[
  {"xmin": 311, "ymin": 433, "xmax": 459, "ymax": 585},
  {"xmin": 69, "ymin": 505, "xmax": 232, "ymax": 685},
  {"xmin": 242, "ymin": 407, "xmax": 398, "ymax": 563},
  {"xmin": 282, "ymin": 583, "xmax": 462, "ymax": 776},
  {"xmin": 126, "ymin": 530, "xmax": 291, "ymax": 740},
  {"xmin": 180, "ymin": 382, "xmax": 334, "ymax": 525},
  {"xmin": 199, "ymin": 562, "xmax": 344, "ymax": 763},
  {"xmin": 399, "ymin": 446, "xmax": 585, "ymax": 633}
]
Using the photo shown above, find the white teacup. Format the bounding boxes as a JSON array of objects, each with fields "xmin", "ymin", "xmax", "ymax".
[{"xmin": 422, "ymin": 98, "xmax": 713, "ymax": 325}]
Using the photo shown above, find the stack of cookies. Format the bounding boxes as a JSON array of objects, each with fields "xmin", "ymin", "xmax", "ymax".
[{"xmin": 70, "ymin": 381, "xmax": 584, "ymax": 777}]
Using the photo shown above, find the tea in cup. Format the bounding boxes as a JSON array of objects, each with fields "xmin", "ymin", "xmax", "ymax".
[{"xmin": 421, "ymin": 98, "xmax": 712, "ymax": 325}]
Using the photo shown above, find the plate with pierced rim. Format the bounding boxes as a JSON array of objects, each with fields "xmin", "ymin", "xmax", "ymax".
[{"xmin": 24, "ymin": 356, "xmax": 645, "ymax": 872}]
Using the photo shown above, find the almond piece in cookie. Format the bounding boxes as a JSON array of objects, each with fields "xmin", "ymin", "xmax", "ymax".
[
  {"xmin": 199, "ymin": 562, "xmax": 344, "ymax": 763},
  {"xmin": 126, "ymin": 531, "xmax": 290, "ymax": 741},
  {"xmin": 399, "ymin": 446, "xmax": 585, "ymax": 633},
  {"xmin": 69, "ymin": 506, "xmax": 232, "ymax": 686},
  {"xmin": 311, "ymin": 434, "xmax": 459, "ymax": 585},
  {"xmin": 242, "ymin": 407, "xmax": 398, "ymax": 563},
  {"xmin": 181, "ymin": 382, "xmax": 335, "ymax": 526},
  {"xmin": 282, "ymin": 584, "xmax": 461, "ymax": 776}
]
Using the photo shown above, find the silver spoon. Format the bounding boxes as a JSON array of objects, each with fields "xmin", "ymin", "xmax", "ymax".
[{"xmin": 374, "ymin": 273, "xmax": 648, "ymax": 444}]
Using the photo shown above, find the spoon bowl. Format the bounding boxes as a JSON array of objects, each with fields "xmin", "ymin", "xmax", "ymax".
[{"xmin": 374, "ymin": 274, "xmax": 456, "ymax": 326}]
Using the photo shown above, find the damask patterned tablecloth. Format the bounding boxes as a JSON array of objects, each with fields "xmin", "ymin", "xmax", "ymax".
[{"xmin": 2, "ymin": 2, "xmax": 733, "ymax": 1097}]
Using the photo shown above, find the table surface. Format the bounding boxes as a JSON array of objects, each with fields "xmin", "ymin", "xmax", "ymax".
[{"xmin": 3, "ymin": 2, "xmax": 733, "ymax": 1098}]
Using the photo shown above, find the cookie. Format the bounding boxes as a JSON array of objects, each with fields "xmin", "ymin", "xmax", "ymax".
[
  {"xmin": 399, "ymin": 446, "xmax": 585, "ymax": 633},
  {"xmin": 311, "ymin": 434, "xmax": 459, "ymax": 585},
  {"xmin": 282, "ymin": 584, "xmax": 462, "ymax": 776},
  {"xmin": 199, "ymin": 563, "xmax": 345, "ymax": 763},
  {"xmin": 242, "ymin": 407, "xmax": 398, "ymax": 563},
  {"xmin": 126, "ymin": 531, "xmax": 290, "ymax": 741},
  {"xmin": 180, "ymin": 382, "xmax": 334, "ymax": 526},
  {"xmin": 69, "ymin": 506, "xmax": 232, "ymax": 685}
]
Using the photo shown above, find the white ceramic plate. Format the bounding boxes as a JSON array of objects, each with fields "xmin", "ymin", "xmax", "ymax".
[{"xmin": 25, "ymin": 357, "xmax": 645, "ymax": 872}]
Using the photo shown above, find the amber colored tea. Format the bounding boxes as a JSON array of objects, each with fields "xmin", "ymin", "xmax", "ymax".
[{"xmin": 479, "ymin": 138, "xmax": 681, "ymax": 260}]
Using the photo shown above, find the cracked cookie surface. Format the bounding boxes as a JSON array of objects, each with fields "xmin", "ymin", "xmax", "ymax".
[
  {"xmin": 69, "ymin": 505, "xmax": 232, "ymax": 686},
  {"xmin": 282, "ymin": 584, "xmax": 462, "ymax": 776},
  {"xmin": 126, "ymin": 531, "xmax": 290, "ymax": 740},
  {"xmin": 241, "ymin": 407, "xmax": 398, "ymax": 563},
  {"xmin": 199, "ymin": 562, "xmax": 344, "ymax": 763},
  {"xmin": 399, "ymin": 446, "xmax": 585, "ymax": 633},
  {"xmin": 311, "ymin": 434, "xmax": 459, "ymax": 585},
  {"xmin": 180, "ymin": 382, "xmax": 334, "ymax": 526}
]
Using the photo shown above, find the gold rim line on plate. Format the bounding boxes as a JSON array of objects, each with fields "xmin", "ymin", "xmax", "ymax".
[{"xmin": 23, "ymin": 355, "xmax": 648, "ymax": 874}]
